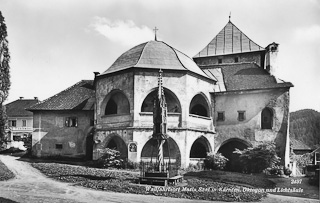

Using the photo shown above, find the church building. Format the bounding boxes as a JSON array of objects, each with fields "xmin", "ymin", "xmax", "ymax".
[{"xmin": 29, "ymin": 19, "xmax": 293, "ymax": 169}]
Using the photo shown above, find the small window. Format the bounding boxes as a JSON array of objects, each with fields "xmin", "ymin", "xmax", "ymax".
[
  {"xmin": 55, "ymin": 144, "xmax": 63, "ymax": 149},
  {"xmin": 218, "ymin": 58, "xmax": 222, "ymax": 64},
  {"xmin": 65, "ymin": 117, "xmax": 78, "ymax": 127},
  {"xmin": 22, "ymin": 120, "xmax": 27, "ymax": 127},
  {"xmin": 9, "ymin": 120, "xmax": 17, "ymax": 127},
  {"xmin": 235, "ymin": 57, "xmax": 239, "ymax": 63},
  {"xmin": 217, "ymin": 112, "xmax": 225, "ymax": 121},
  {"xmin": 238, "ymin": 111, "xmax": 246, "ymax": 121}
]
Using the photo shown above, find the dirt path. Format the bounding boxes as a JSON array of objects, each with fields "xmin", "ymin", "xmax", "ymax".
[{"xmin": 0, "ymin": 155, "xmax": 318, "ymax": 203}]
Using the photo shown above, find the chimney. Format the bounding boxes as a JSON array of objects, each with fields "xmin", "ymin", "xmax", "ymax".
[
  {"xmin": 19, "ymin": 97, "xmax": 24, "ymax": 100},
  {"xmin": 265, "ymin": 42, "xmax": 279, "ymax": 76}
]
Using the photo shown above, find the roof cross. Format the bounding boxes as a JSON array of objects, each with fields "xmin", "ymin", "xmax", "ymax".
[
  {"xmin": 153, "ymin": 27, "xmax": 158, "ymax": 41},
  {"xmin": 229, "ymin": 12, "xmax": 231, "ymax": 22}
]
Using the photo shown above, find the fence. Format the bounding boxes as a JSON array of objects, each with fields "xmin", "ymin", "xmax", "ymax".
[{"xmin": 140, "ymin": 161, "xmax": 179, "ymax": 178}]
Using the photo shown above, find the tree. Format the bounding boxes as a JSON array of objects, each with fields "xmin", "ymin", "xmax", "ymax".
[
  {"xmin": 0, "ymin": 11, "xmax": 11, "ymax": 140},
  {"xmin": 234, "ymin": 142, "xmax": 280, "ymax": 173}
]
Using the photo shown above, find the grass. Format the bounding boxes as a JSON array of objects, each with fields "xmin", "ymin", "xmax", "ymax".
[
  {"xmin": 184, "ymin": 170, "xmax": 276, "ymax": 189},
  {"xmin": 0, "ymin": 159, "xmax": 15, "ymax": 181},
  {"xmin": 31, "ymin": 162, "xmax": 269, "ymax": 202}
]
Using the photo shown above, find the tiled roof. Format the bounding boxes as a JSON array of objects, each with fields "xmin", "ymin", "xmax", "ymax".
[
  {"xmin": 28, "ymin": 80, "xmax": 94, "ymax": 111},
  {"xmin": 291, "ymin": 138, "xmax": 312, "ymax": 151},
  {"xmin": 194, "ymin": 21, "xmax": 264, "ymax": 58},
  {"xmin": 203, "ymin": 63, "xmax": 293, "ymax": 92},
  {"xmin": 101, "ymin": 41, "xmax": 212, "ymax": 80},
  {"xmin": 5, "ymin": 99, "xmax": 39, "ymax": 117}
]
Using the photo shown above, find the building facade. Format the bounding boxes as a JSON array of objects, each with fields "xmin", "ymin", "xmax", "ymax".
[
  {"xmin": 29, "ymin": 20, "xmax": 293, "ymax": 169},
  {"xmin": 29, "ymin": 80, "xmax": 95, "ymax": 159},
  {"xmin": 5, "ymin": 97, "xmax": 38, "ymax": 141}
]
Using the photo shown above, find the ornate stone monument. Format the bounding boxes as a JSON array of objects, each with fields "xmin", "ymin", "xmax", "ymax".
[{"xmin": 139, "ymin": 70, "xmax": 183, "ymax": 186}]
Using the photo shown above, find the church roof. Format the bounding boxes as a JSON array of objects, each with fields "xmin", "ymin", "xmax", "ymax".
[
  {"xmin": 194, "ymin": 21, "xmax": 264, "ymax": 58},
  {"xmin": 28, "ymin": 80, "xmax": 94, "ymax": 111},
  {"xmin": 203, "ymin": 63, "xmax": 293, "ymax": 92},
  {"xmin": 5, "ymin": 99, "xmax": 39, "ymax": 117},
  {"xmin": 101, "ymin": 41, "xmax": 212, "ymax": 80}
]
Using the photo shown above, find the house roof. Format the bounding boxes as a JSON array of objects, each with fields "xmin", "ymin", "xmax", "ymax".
[
  {"xmin": 291, "ymin": 138, "xmax": 312, "ymax": 151},
  {"xmin": 194, "ymin": 20, "xmax": 264, "ymax": 58},
  {"xmin": 202, "ymin": 63, "xmax": 293, "ymax": 92},
  {"xmin": 28, "ymin": 80, "xmax": 94, "ymax": 111},
  {"xmin": 100, "ymin": 40, "xmax": 212, "ymax": 80},
  {"xmin": 5, "ymin": 99, "xmax": 39, "ymax": 117}
]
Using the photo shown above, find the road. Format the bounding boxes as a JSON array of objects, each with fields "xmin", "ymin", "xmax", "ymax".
[{"xmin": 0, "ymin": 155, "xmax": 318, "ymax": 203}]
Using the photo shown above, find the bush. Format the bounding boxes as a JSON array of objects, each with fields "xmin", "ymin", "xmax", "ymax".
[
  {"xmin": 204, "ymin": 152, "xmax": 228, "ymax": 170},
  {"xmin": 265, "ymin": 165, "xmax": 288, "ymax": 176},
  {"xmin": 234, "ymin": 142, "xmax": 280, "ymax": 173},
  {"xmin": 95, "ymin": 148, "xmax": 123, "ymax": 168}
]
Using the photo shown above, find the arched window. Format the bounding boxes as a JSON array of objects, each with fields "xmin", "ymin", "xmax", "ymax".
[
  {"xmin": 141, "ymin": 88, "xmax": 181, "ymax": 113},
  {"xmin": 104, "ymin": 92, "xmax": 130, "ymax": 115},
  {"xmin": 261, "ymin": 108, "xmax": 273, "ymax": 129},
  {"xmin": 189, "ymin": 94, "xmax": 210, "ymax": 117}
]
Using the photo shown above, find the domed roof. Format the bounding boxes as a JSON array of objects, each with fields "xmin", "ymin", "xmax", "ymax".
[{"xmin": 101, "ymin": 41, "xmax": 211, "ymax": 79}]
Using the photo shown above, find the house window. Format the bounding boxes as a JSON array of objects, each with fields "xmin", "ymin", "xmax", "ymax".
[
  {"xmin": 217, "ymin": 112, "xmax": 225, "ymax": 121},
  {"xmin": 22, "ymin": 120, "xmax": 27, "ymax": 127},
  {"xmin": 65, "ymin": 117, "xmax": 78, "ymax": 127},
  {"xmin": 9, "ymin": 120, "xmax": 17, "ymax": 127},
  {"xmin": 218, "ymin": 58, "xmax": 222, "ymax": 64},
  {"xmin": 235, "ymin": 57, "xmax": 239, "ymax": 63},
  {"xmin": 238, "ymin": 111, "xmax": 246, "ymax": 121},
  {"xmin": 55, "ymin": 144, "xmax": 63, "ymax": 149}
]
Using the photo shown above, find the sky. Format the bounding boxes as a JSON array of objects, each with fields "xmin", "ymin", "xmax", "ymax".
[{"xmin": 1, "ymin": 0, "xmax": 320, "ymax": 112}]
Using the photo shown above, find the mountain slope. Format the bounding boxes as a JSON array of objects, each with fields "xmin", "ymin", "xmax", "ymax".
[{"xmin": 290, "ymin": 109, "xmax": 320, "ymax": 149}]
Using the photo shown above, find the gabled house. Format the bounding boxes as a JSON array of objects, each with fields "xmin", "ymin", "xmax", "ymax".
[
  {"xmin": 290, "ymin": 138, "xmax": 312, "ymax": 155},
  {"xmin": 28, "ymin": 80, "xmax": 95, "ymax": 159},
  {"xmin": 5, "ymin": 97, "xmax": 39, "ymax": 141}
]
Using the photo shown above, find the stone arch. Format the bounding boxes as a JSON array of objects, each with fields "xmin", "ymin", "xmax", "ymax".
[
  {"xmin": 190, "ymin": 136, "xmax": 212, "ymax": 158},
  {"xmin": 102, "ymin": 90, "xmax": 130, "ymax": 116},
  {"xmin": 261, "ymin": 107, "xmax": 274, "ymax": 129},
  {"xmin": 189, "ymin": 93, "xmax": 210, "ymax": 117},
  {"xmin": 217, "ymin": 138, "xmax": 252, "ymax": 172},
  {"xmin": 141, "ymin": 137, "xmax": 181, "ymax": 163},
  {"xmin": 104, "ymin": 134, "xmax": 128, "ymax": 159},
  {"xmin": 141, "ymin": 87, "xmax": 181, "ymax": 113}
]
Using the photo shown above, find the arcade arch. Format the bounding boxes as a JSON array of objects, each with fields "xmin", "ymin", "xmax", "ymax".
[
  {"xmin": 217, "ymin": 138, "xmax": 251, "ymax": 172},
  {"xmin": 189, "ymin": 94, "xmax": 210, "ymax": 117},
  {"xmin": 103, "ymin": 90, "xmax": 130, "ymax": 116},
  {"xmin": 189, "ymin": 136, "xmax": 212, "ymax": 158},
  {"xmin": 141, "ymin": 88, "xmax": 181, "ymax": 113}
]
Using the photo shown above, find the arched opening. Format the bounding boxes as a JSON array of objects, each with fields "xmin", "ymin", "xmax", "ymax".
[
  {"xmin": 86, "ymin": 130, "xmax": 94, "ymax": 160},
  {"xmin": 217, "ymin": 139, "xmax": 250, "ymax": 172},
  {"xmin": 261, "ymin": 107, "xmax": 273, "ymax": 129},
  {"xmin": 104, "ymin": 91, "xmax": 130, "ymax": 115},
  {"xmin": 189, "ymin": 94, "xmax": 210, "ymax": 117},
  {"xmin": 190, "ymin": 136, "xmax": 211, "ymax": 158},
  {"xmin": 141, "ymin": 88, "xmax": 181, "ymax": 113},
  {"xmin": 105, "ymin": 135, "xmax": 128, "ymax": 159},
  {"xmin": 141, "ymin": 137, "xmax": 181, "ymax": 164}
]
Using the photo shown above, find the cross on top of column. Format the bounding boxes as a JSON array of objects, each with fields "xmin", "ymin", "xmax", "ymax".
[{"xmin": 153, "ymin": 27, "xmax": 158, "ymax": 41}]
